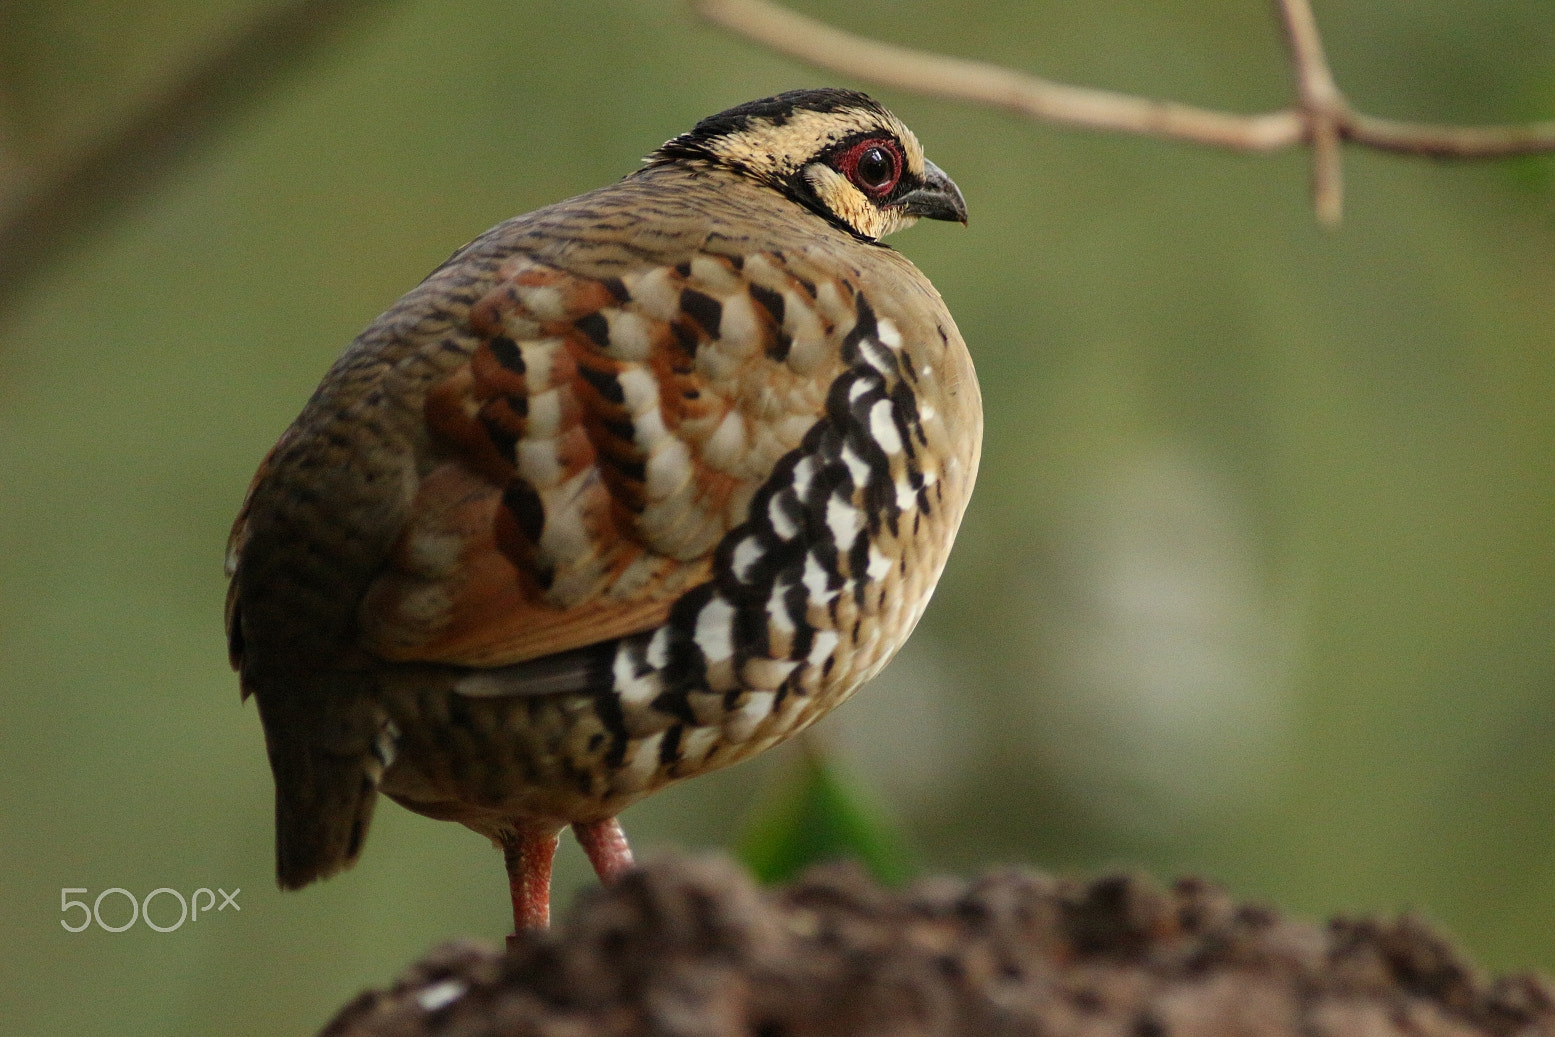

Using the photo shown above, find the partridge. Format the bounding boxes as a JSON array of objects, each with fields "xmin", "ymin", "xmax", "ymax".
[{"xmin": 225, "ymin": 88, "xmax": 981, "ymax": 937}]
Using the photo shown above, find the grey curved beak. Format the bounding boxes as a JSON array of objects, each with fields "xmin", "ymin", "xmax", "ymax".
[{"xmin": 896, "ymin": 159, "xmax": 967, "ymax": 225}]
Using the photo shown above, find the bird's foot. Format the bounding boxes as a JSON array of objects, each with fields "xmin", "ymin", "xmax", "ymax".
[
  {"xmin": 574, "ymin": 817, "xmax": 634, "ymax": 884},
  {"xmin": 500, "ymin": 827, "xmax": 559, "ymax": 942}
]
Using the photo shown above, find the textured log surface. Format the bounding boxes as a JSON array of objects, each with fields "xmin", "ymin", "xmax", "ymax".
[{"xmin": 320, "ymin": 854, "xmax": 1555, "ymax": 1037}]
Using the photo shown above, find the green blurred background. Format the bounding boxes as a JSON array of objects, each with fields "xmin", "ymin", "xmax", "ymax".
[{"xmin": 3, "ymin": 0, "xmax": 1554, "ymax": 1031}]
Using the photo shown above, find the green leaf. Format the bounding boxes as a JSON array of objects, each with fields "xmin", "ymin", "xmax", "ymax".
[{"xmin": 736, "ymin": 740, "xmax": 915, "ymax": 886}]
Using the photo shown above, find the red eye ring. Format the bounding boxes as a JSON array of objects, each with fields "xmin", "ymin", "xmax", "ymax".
[{"xmin": 833, "ymin": 138, "xmax": 902, "ymax": 198}]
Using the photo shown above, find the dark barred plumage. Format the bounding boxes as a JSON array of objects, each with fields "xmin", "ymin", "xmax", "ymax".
[{"xmin": 226, "ymin": 88, "xmax": 980, "ymax": 935}]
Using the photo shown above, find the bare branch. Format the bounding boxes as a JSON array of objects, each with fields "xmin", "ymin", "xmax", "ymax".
[
  {"xmin": 1274, "ymin": 0, "xmax": 1344, "ymax": 116},
  {"xmin": 1273, "ymin": 0, "xmax": 1346, "ymax": 223},
  {"xmin": 2, "ymin": 0, "xmax": 1549, "ymax": 291},
  {"xmin": 1345, "ymin": 112, "xmax": 1555, "ymax": 157},
  {"xmin": 690, "ymin": 0, "xmax": 1303, "ymax": 152},
  {"xmin": 690, "ymin": 0, "xmax": 1555, "ymax": 223}
]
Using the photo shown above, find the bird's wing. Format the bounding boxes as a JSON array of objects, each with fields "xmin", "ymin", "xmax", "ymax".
[
  {"xmin": 224, "ymin": 439, "xmax": 281, "ymax": 680},
  {"xmin": 356, "ymin": 250, "xmax": 859, "ymax": 670}
]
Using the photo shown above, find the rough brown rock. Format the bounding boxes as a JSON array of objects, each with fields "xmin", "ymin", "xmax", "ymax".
[{"xmin": 320, "ymin": 854, "xmax": 1555, "ymax": 1037}]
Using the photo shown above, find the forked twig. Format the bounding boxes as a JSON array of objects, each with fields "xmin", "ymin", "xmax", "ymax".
[{"xmin": 690, "ymin": 0, "xmax": 1555, "ymax": 225}]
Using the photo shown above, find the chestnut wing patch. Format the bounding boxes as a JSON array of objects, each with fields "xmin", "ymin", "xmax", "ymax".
[{"xmin": 358, "ymin": 253, "xmax": 853, "ymax": 669}]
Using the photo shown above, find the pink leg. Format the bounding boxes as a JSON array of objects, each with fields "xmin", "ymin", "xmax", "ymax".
[
  {"xmin": 500, "ymin": 828, "xmax": 559, "ymax": 947},
  {"xmin": 573, "ymin": 817, "xmax": 635, "ymax": 884}
]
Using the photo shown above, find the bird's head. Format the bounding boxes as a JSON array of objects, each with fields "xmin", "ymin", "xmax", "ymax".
[{"xmin": 646, "ymin": 88, "xmax": 967, "ymax": 242}]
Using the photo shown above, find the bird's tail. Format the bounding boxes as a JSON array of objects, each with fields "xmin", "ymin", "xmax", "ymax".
[{"xmin": 258, "ymin": 692, "xmax": 396, "ymax": 890}]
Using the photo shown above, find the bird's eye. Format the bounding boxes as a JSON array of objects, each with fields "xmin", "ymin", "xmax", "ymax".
[
  {"xmin": 857, "ymin": 148, "xmax": 893, "ymax": 189},
  {"xmin": 835, "ymin": 138, "xmax": 902, "ymax": 198}
]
